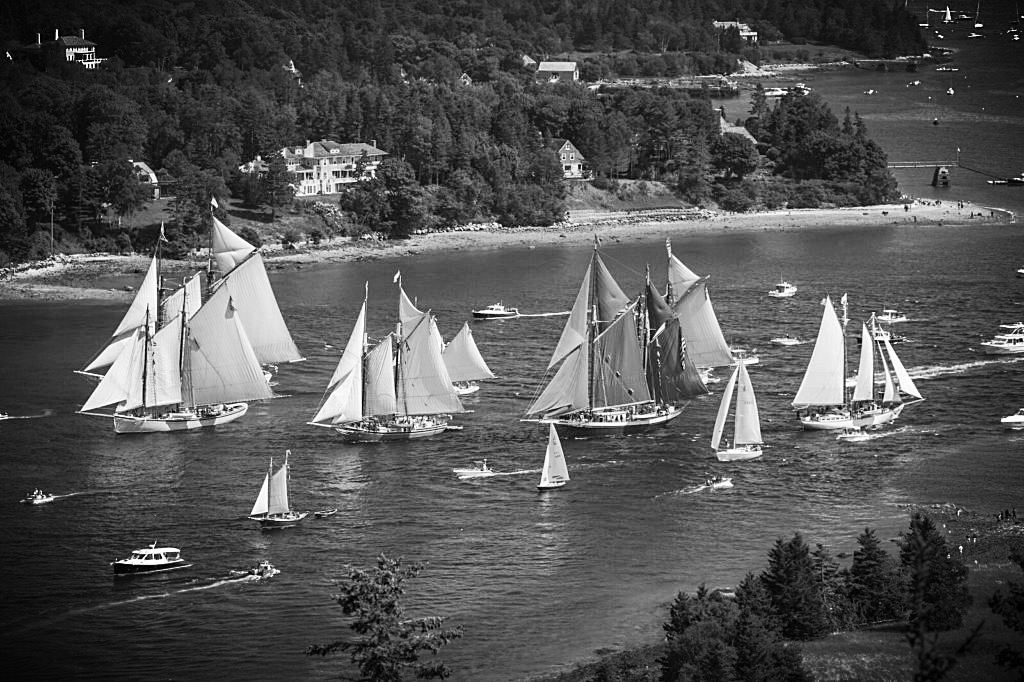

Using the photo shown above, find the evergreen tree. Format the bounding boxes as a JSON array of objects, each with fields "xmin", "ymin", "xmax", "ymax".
[
  {"xmin": 989, "ymin": 548, "xmax": 1024, "ymax": 677},
  {"xmin": 898, "ymin": 513, "xmax": 971, "ymax": 631},
  {"xmin": 849, "ymin": 527, "xmax": 902, "ymax": 624},
  {"xmin": 760, "ymin": 534, "xmax": 830, "ymax": 640}
]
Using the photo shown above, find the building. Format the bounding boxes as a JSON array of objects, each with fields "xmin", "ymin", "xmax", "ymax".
[
  {"xmin": 132, "ymin": 161, "xmax": 160, "ymax": 200},
  {"xmin": 536, "ymin": 61, "xmax": 578, "ymax": 83},
  {"xmin": 241, "ymin": 140, "xmax": 389, "ymax": 197},
  {"xmin": 16, "ymin": 29, "xmax": 107, "ymax": 69},
  {"xmin": 712, "ymin": 21, "xmax": 759, "ymax": 46},
  {"xmin": 546, "ymin": 139, "xmax": 589, "ymax": 180}
]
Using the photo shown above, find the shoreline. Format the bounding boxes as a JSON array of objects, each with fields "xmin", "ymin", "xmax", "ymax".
[{"xmin": 0, "ymin": 201, "xmax": 1014, "ymax": 302}]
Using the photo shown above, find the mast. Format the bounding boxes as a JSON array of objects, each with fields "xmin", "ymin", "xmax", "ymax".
[
  {"xmin": 587, "ymin": 240, "xmax": 598, "ymax": 412},
  {"xmin": 266, "ymin": 456, "xmax": 273, "ymax": 518},
  {"xmin": 141, "ymin": 307, "xmax": 151, "ymax": 414},
  {"xmin": 361, "ymin": 282, "xmax": 368, "ymax": 421}
]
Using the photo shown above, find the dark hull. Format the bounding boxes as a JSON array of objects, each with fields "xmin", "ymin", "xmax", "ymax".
[
  {"xmin": 334, "ymin": 420, "xmax": 449, "ymax": 442},
  {"xmin": 539, "ymin": 405, "xmax": 684, "ymax": 438},
  {"xmin": 252, "ymin": 511, "xmax": 309, "ymax": 529},
  {"xmin": 113, "ymin": 561, "xmax": 192, "ymax": 575}
]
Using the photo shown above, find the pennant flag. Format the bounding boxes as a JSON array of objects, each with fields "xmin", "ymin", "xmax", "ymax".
[
  {"xmin": 159, "ymin": 222, "xmax": 168, "ymax": 242},
  {"xmin": 840, "ymin": 293, "xmax": 848, "ymax": 306},
  {"xmin": 210, "ymin": 196, "xmax": 219, "ymax": 209},
  {"xmin": 393, "ymin": 270, "xmax": 401, "ymax": 284}
]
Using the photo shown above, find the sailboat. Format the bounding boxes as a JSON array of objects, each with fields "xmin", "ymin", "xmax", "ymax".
[
  {"xmin": 249, "ymin": 450, "xmax": 308, "ymax": 529},
  {"xmin": 308, "ymin": 281, "xmax": 464, "ymax": 442},
  {"xmin": 77, "ymin": 250, "xmax": 273, "ymax": 433},
  {"xmin": 710, "ymin": 355, "xmax": 763, "ymax": 461},
  {"xmin": 442, "ymin": 322, "xmax": 494, "ymax": 396},
  {"xmin": 792, "ymin": 296, "xmax": 923, "ymax": 430},
  {"xmin": 537, "ymin": 424, "xmax": 569, "ymax": 489},
  {"xmin": 523, "ymin": 241, "xmax": 706, "ymax": 437},
  {"xmin": 664, "ymin": 239, "xmax": 738, "ymax": 382}
]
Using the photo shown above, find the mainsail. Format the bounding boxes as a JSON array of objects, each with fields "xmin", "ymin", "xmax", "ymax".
[
  {"xmin": 793, "ymin": 296, "xmax": 846, "ymax": 408},
  {"xmin": 665, "ymin": 239, "xmax": 734, "ymax": 368},
  {"xmin": 250, "ymin": 456, "xmax": 291, "ymax": 517},
  {"xmin": 442, "ymin": 322, "xmax": 494, "ymax": 383},
  {"xmin": 644, "ymin": 279, "xmax": 708, "ymax": 403},
  {"xmin": 538, "ymin": 423, "xmax": 570, "ymax": 488}
]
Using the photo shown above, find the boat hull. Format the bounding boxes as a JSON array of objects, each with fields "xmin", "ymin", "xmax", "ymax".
[
  {"xmin": 472, "ymin": 311, "xmax": 518, "ymax": 319},
  {"xmin": 537, "ymin": 481, "xmax": 567, "ymax": 490},
  {"xmin": 798, "ymin": 404, "xmax": 903, "ymax": 430},
  {"xmin": 113, "ymin": 560, "xmax": 192, "ymax": 575},
  {"xmin": 981, "ymin": 344, "xmax": 1024, "ymax": 355},
  {"xmin": 21, "ymin": 495, "xmax": 56, "ymax": 505},
  {"xmin": 251, "ymin": 511, "xmax": 309, "ymax": 529},
  {"xmin": 715, "ymin": 445, "xmax": 763, "ymax": 462},
  {"xmin": 537, "ymin": 404, "xmax": 684, "ymax": 438},
  {"xmin": 334, "ymin": 417, "xmax": 450, "ymax": 442},
  {"xmin": 113, "ymin": 403, "xmax": 248, "ymax": 433}
]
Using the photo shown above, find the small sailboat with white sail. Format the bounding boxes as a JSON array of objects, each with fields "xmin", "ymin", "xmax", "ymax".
[
  {"xmin": 442, "ymin": 322, "xmax": 495, "ymax": 396},
  {"xmin": 537, "ymin": 424, "xmax": 569, "ymax": 489},
  {"xmin": 523, "ymin": 241, "xmax": 706, "ymax": 437},
  {"xmin": 249, "ymin": 450, "xmax": 307, "ymax": 529},
  {"xmin": 309, "ymin": 280, "xmax": 464, "ymax": 442},
  {"xmin": 711, "ymin": 355, "xmax": 763, "ymax": 462},
  {"xmin": 793, "ymin": 295, "xmax": 923, "ymax": 430}
]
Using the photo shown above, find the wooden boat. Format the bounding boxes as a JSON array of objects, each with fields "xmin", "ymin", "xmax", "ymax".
[{"xmin": 249, "ymin": 450, "xmax": 308, "ymax": 529}]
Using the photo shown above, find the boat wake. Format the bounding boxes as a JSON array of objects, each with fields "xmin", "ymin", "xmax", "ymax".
[
  {"xmin": 908, "ymin": 356, "xmax": 1024, "ymax": 381},
  {"xmin": 1, "ymin": 409, "xmax": 55, "ymax": 420},
  {"xmin": 515, "ymin": 311, "xmax": 570, "ymax": 318},
  {"xmin": 456, "ymin": 468, "xmax": 539, "ymax": 480}
]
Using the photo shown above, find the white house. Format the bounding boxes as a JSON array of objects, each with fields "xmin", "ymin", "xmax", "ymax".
[
  {"xmin": 241, "ymin": 140, "xmax": 389, "ymax": 197},
  {"xmin": 546, "ymin": 138, "xmax": 588, "ymax": 179},
  {"xmin": 712, "ymin": 21, "xmax": 759, "ymax": 46},
  {"xmin": 536, "ymin": 61, "xmax": 578, "ymax": 83}
]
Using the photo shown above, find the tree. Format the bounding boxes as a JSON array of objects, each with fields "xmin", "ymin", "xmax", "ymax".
[
  {"xmin": 711, "ymin": 133, "xmax": 760, "ymax": 181},
  {"xmin": 262, "ymin": 152, "xmax": 295, "ymax": 219},
  {"xmin": 989, "ymin": 548, "xmax": 1024, "ymax": 677},
  {"xmin": 760, "ymin": 534, "xmax": 830, "ymax": 640},
  {"xmin": 849, "ymin": 528, "xmax": 902, "ymax": 624},
  {"xmin": 898, "ymin": 513, "xmax": 971, "ymax": 631},
  {"xmin": 306, "ymin": 553, "xmax": 463, "ymax": 681}
]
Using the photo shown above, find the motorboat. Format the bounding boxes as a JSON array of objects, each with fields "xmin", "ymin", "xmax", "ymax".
[
  {"xmin": 231, "ymin": 559, "xmax": 279, "ymax": 580},
  {"xmin": 113, "ymin": 542, "xmax": 192, "ymax": 575},
  {"xmin": 771, "ymin": 336, "xmax": 802, "ymax": 346},
  {"xmin": 452, "ymin": 381, "xmax": 481, "ymax": 396},
  {"xmin": 472, "ymin": 302, "xmax": 519, "ymax": 319},
  {"xmin": 980, "ymin": 322, "xmax": 1024, "ymax": 354},
  {"xmin": 1001, "ymin": 408, "xmax": 1024, "ymax": 425},
  {"xmin": 0, "ymin": 411, "xmax": 10, "ymax": 420},
  {"xmin": 836, "ymin": 428, "xmax": 872, "ymax": 442},
  {"xmin": 989, "ymin": 174, "xmax": 1024, "ymax": 186},
  {"xmin": 1018, "ymin": 267, "xmax": 1024, "ymax": 278},
  {"xmin": 856, "ymin": 325, "xmax": 907, "ymax": 344},
  {"xmin": 877, "ymin": 309, "xmax": 908, "ymax": 323},
  {"xmin": 730, "ymin": 348, "xmax": 760, "ymax": 364},
  {"xmin": 314, "ymin": 508, "xmax": 338, "ymax": 518},
  {"xmin": 698, "ymin": 476, "xmax": 733, "ymax": 491},
  {"xmin": 768, "ymin": 280, "xmax": 798, "ymax": 298},
  {"xmin": 20, "ymin": 489, "xmax": 55, "ymax": 505},
  {"xmin": 453, "ymin": 459, "xmax": 499, "ymax": 479}
]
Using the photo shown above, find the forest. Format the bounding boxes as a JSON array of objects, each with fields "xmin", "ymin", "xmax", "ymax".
[{"xmin": 0, "ymin": 0, "xmax": 922, "ymax": 264}]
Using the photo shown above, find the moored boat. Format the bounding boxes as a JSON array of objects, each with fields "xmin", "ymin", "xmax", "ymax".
[
  {"xmin": 472, "ymin": 303, "xmax": 519, "ymax": 319},
  {"xmin": 113, "ymin": 542, "xmax": 192, "ymax": 575},
  {"xmin": 980, "ymin": 322, "xmax": 1024, "ymax": 354}
]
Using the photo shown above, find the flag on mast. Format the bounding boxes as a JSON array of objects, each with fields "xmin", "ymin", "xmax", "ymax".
[
  {"xmin": 210, "ymin": 196, "xmax": 219, "ymax": 209},
  {"xmin": 393, "ymin": 270, "xmax": 401, "ymax": 284}
]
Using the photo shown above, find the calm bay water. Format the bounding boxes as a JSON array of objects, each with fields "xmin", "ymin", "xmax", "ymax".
[{"xmin": 3, "ymin": 13, "xmax": 1024, "ymax": 681}]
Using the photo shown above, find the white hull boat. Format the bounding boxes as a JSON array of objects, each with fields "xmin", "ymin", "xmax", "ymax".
[
  {"xmin": 21, "ymin": 490, "xmax": 56, "ymax": 505},
  {"xmin": 711, "ymin": 357, "xmax": 764, "ymax": 462},
  {"xmin": 113, "ymin": 402, "xmax": 248, "ymax": 434},
  {"xmin": 980, "ymin": 322, "xmax": 1024, "ymax": 354},
  {"xmin": 537, "ymin": 424, "xmax": 569, "ymax": 489},
  {"xmin": 836, "ymin": 428, "xmax": 872, "ymax": 442},
  {"xmin": 443, "ymin": 324, "xmax": 493, "ymax": 396},
  {"xmin": 453, "ymin": 459, "xmax": 499, "ymax": 478},
  {"xmin": 113, "ymin": 542, "xmax": 191, "ymax": 576},
  {"xmin": 768, "ymin": 280, "xmax": 798, "ymax": 298},
  {"xmin": 1002, "ymin": 409, "xmax": 1024, "ymax": 426},
  {"xmin": 697, "ymin": 477, "xmax": 733, "ymax": 491},
  {"xmin": 877, "ymin": 309, "xmax": 908, "ymax": 323},
  {"xmin": 249, "ymin": 450, "xmax": 308, "ymax": 529},
  {"xmin": 771, "ymin": 336, "xmax": 802, "ymax": 346},
  {"xmin": 472, "ymin": 303, "xmax": 518, "ymax": 319}
]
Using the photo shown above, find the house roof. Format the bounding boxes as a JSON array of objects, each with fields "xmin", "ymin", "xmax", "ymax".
[
  {"xmin": 537, "ymin": 61, "xmax": 577, "ymax": 72},
  {"xmin": 56, "ymin": 36, "xmax": 96, "ymax": 48},
  {"xmin": 544, "ymin": 138, "xmax": 586, "ymax": 159},
  {"xmin": 293, "ymin": 140, "xmax": 387, "ymax": 159}
]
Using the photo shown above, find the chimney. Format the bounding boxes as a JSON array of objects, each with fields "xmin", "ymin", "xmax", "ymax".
[
  {"xmin": 81, "ymin": 29, "xmax": 85, "ymax": 39},
  {"xmin": 371, "ymin": 139, "xmax": 377, "ymax": 148},
  {"xmin": 55, "ymin": 29, "xmax": 59, "ymax": 40},
  {"xmin": 37, "ymin": 33, "xmax": 40, "ymax": 45}
]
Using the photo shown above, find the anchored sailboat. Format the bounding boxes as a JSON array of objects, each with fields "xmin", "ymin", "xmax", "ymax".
[
  {"xmin": 537, "ymin": 424, "xmax": 569, "ymax": 489},
  {"xmin": 249, "ymin": 450, "xmax": 308, "ymax": 529},
  {"xmin": 309, "ymin": 281, "xmax": 464, "ymax": 442},
  {"xmin": 442, "ymin": 322, "xmax": 494, "ymax": 396},
  {"xmin": 793, "ymin": 296, "xmax": 923, "ymax": 430},
  {"xmin": 711, "ymin": 356, "xmax": 763, "ymax": 461},
  {"xmin": 523, "ymin": 241, "xmax": 705, "ymax": 437}
]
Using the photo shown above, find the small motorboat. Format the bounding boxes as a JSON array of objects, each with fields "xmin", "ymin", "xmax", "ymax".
[
  {"xmin": 877, "ymin": 309, "xmax": 908, "ymax": 323},
  {"xmin": 730, "ymin": 348, "xmax": 760, "ymax": 364},
  {"xmin": 231, "ymin": 559, "xmax": 280, "ymax": 580},
  {"xmin": 472, "ymin": 302, "xmax": 519, "ymax": 319},
  {"xmin": 113, "ymin": 542, "xmax": 192, "ymax": 575},
  {"xmin": 453, "ymin": 459, "xmax": 499, "ymax": 478},
  {"xmin": 452, "ymin": 381, "xmax": 480, "ymax": 396},
  {"xmin": 768, "ymin": 280, "xmax": 797, "ymax": 298},
  {"xmin": 1018, "ymin": 267, "xmax": 1024, "ymax": 278},
  {"xmin": 0, "ymin": 411, "xmax": 10, "ymax": 420},
  {"xmin": 1002, "ymin": 408, "xmax": 1024, "ymax": 426},
  {"xmin": 20, "ymin": 489, "xmax": 56, "ymax": 505},
  {"xmin": 698, "ymin": 476, "xmax": 733, "ymax": 491},
  {"xmin": 314, "ymin": 508, "xmax": 338, "ymax": 518},
  {"xmin": 771, "ymin": 336, "xmax": 802, "ymax": 346},
  {"xmin": 836, "ymin": 428, "xmax": 872, "ymax": 442}
]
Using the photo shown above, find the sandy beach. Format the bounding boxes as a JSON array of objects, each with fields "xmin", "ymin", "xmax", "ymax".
[{"xmin": 0, "ymin": 200, "xmax": 1013, "ymax": 302}]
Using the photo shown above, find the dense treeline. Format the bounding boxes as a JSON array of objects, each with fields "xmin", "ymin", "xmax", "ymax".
[{"xmin": 0, "ymin": 0, "xmax": 915, "ymax": 264}]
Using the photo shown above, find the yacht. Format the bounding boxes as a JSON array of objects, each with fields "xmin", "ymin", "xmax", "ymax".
[
  {"xmin": 113, "ymin": 542, "xmax": 192, "ymax": 575},
  {"xmin": 980, "ymin": 322, "xmax": 1024, "ymax": 354},
  {"xmin": 472, "ymin": 302, "xmax": 519, "ymax": 319},
  {"xmin": 1001, "ymin": 408, "xmax": 1024, "ymax": 425},
  {"xmin": 877, "ymin": 309, "xmax": 908, "ymax": 323},
  {"xmin": 768, "ymin": 280, "xmax": 798, "ymax": 298}
]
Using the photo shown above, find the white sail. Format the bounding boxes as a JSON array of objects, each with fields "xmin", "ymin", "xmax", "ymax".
[
  {"xmin": 212, "ymin": 216, "xmax": 256, "ymax": 274},
  {"xmin": 81, "ymin": 328, "xmax": 146, "ymax": 412},
  {"xmin": 538, "ymin": 424, "xmax": 569, "ymax": 487},
  {"xmin": 268, "ymin": 457, "xmax": 290, "ymax": 515},
  {"xmin": 852, "ymin": 324, "xmax": 875, "ymax": 402},
  {"xmin": 214, "ymin": 252, "xmax": 302, "ymax": 364},
  {"xmin": 666, "ymin": 239, "xmax": 701, "ymax": 298},
  {"xmin": 880, "ymin": 346, "xmax": 898, "ymax": 404},
  {"xmin": 884, "ymin": 339, "xmax": 922, "ymax": 400},
  {"xmin": 364, "ymin": 336, "xmax": 397, "ymax": 417},
  {"xmin": 83, "ymin": 255, "xmax": 159, "ymax": 373},
  {"xmin": 398, "ymin": 284, "xmax": 424, "ymax": 326},
  {"xmin": 442, "ymin": 322, "xmax": 494, "ymax": 382},
  {"xmin": 250, "ymin": 473, "xmax": 270, "ymax": 516},
  {"xmin": 311, "ymin": 299, "xmax": 366, "ymax": 425},
  {"xmin": 396, "ymin": 313, "xmax": 464, "ymax": 416},
  {"xmin": 710, "ymin": 363, "xmax": 740, "ymax": 451},
  {"xmin": 733, "ymin": 361, "xmax": 762, "ymax": 446},
  {"xmin": 548, "ymin": 261, "xmax": 591, "ymax": 369},
  {"xmin": 526, "ymin": 347, "xmax": 589, "ymax": 417},
  {"xmin": 793, "ymin": 297, "xmax": 846, "ymax": 408},
  {"xmin": 160, "ymin": 274, "xmax": 202, "ymax": 325},
  {"xmin": 147, "ymin": 313, "xmax": 184, "ymax": 408},
  {"xmin": 186, "ymin": 287, "xmax": 274, "ymax": 406}
]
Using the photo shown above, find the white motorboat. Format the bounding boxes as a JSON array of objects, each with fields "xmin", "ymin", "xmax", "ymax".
[
  {"xmin": 314, "ymin": 508, "xmax": 338, "ymax": 518},
  {"xmin": 1016, "ymin": 267, "xmax": 1024, "ymax": 278},
  {"xmin": 730, "ymin": 347, "xmax": 760, "ymax": 364},
  {"xmin": 877, "ymin": 309, "xmax": 908, "ymax": 323},
  {"xmin": 453, "ymin": 459, "xmax": 499, "ymax": 479},
  {"xmin": 113, "ymin": 542, "xmax": 192, "ymax": 575},
  {"xmin": 20, "ymin": 489, "xmax": 56, "ymax": 505},
  {"xmin": 1002, "ymin": 408, "xmax": 1024, "ymax": 425},
  {"xmin": 836, "ymin": 428, "xmax": 872, "ymax": 442},
  {"xmin": 768, "ymin": 280, "xmax": 798, "ymax": 298},
  {"xmin": 697, "ymin": 476, "xmax": 733, "ymax": 491},
  {"xmin": 472, "ymin": 302, "xmax": 519, "ymax": 319},
  {"xmin": 771, "ymin": 336, "xmax": 802, "ymax": 346},
  {"xmin": 980, "ymin": 322, "xmax": 1024, "ymax": 354},
  {"xmin": 231, "ymin": 559, "xmax": 279, "ymax": 580}
]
